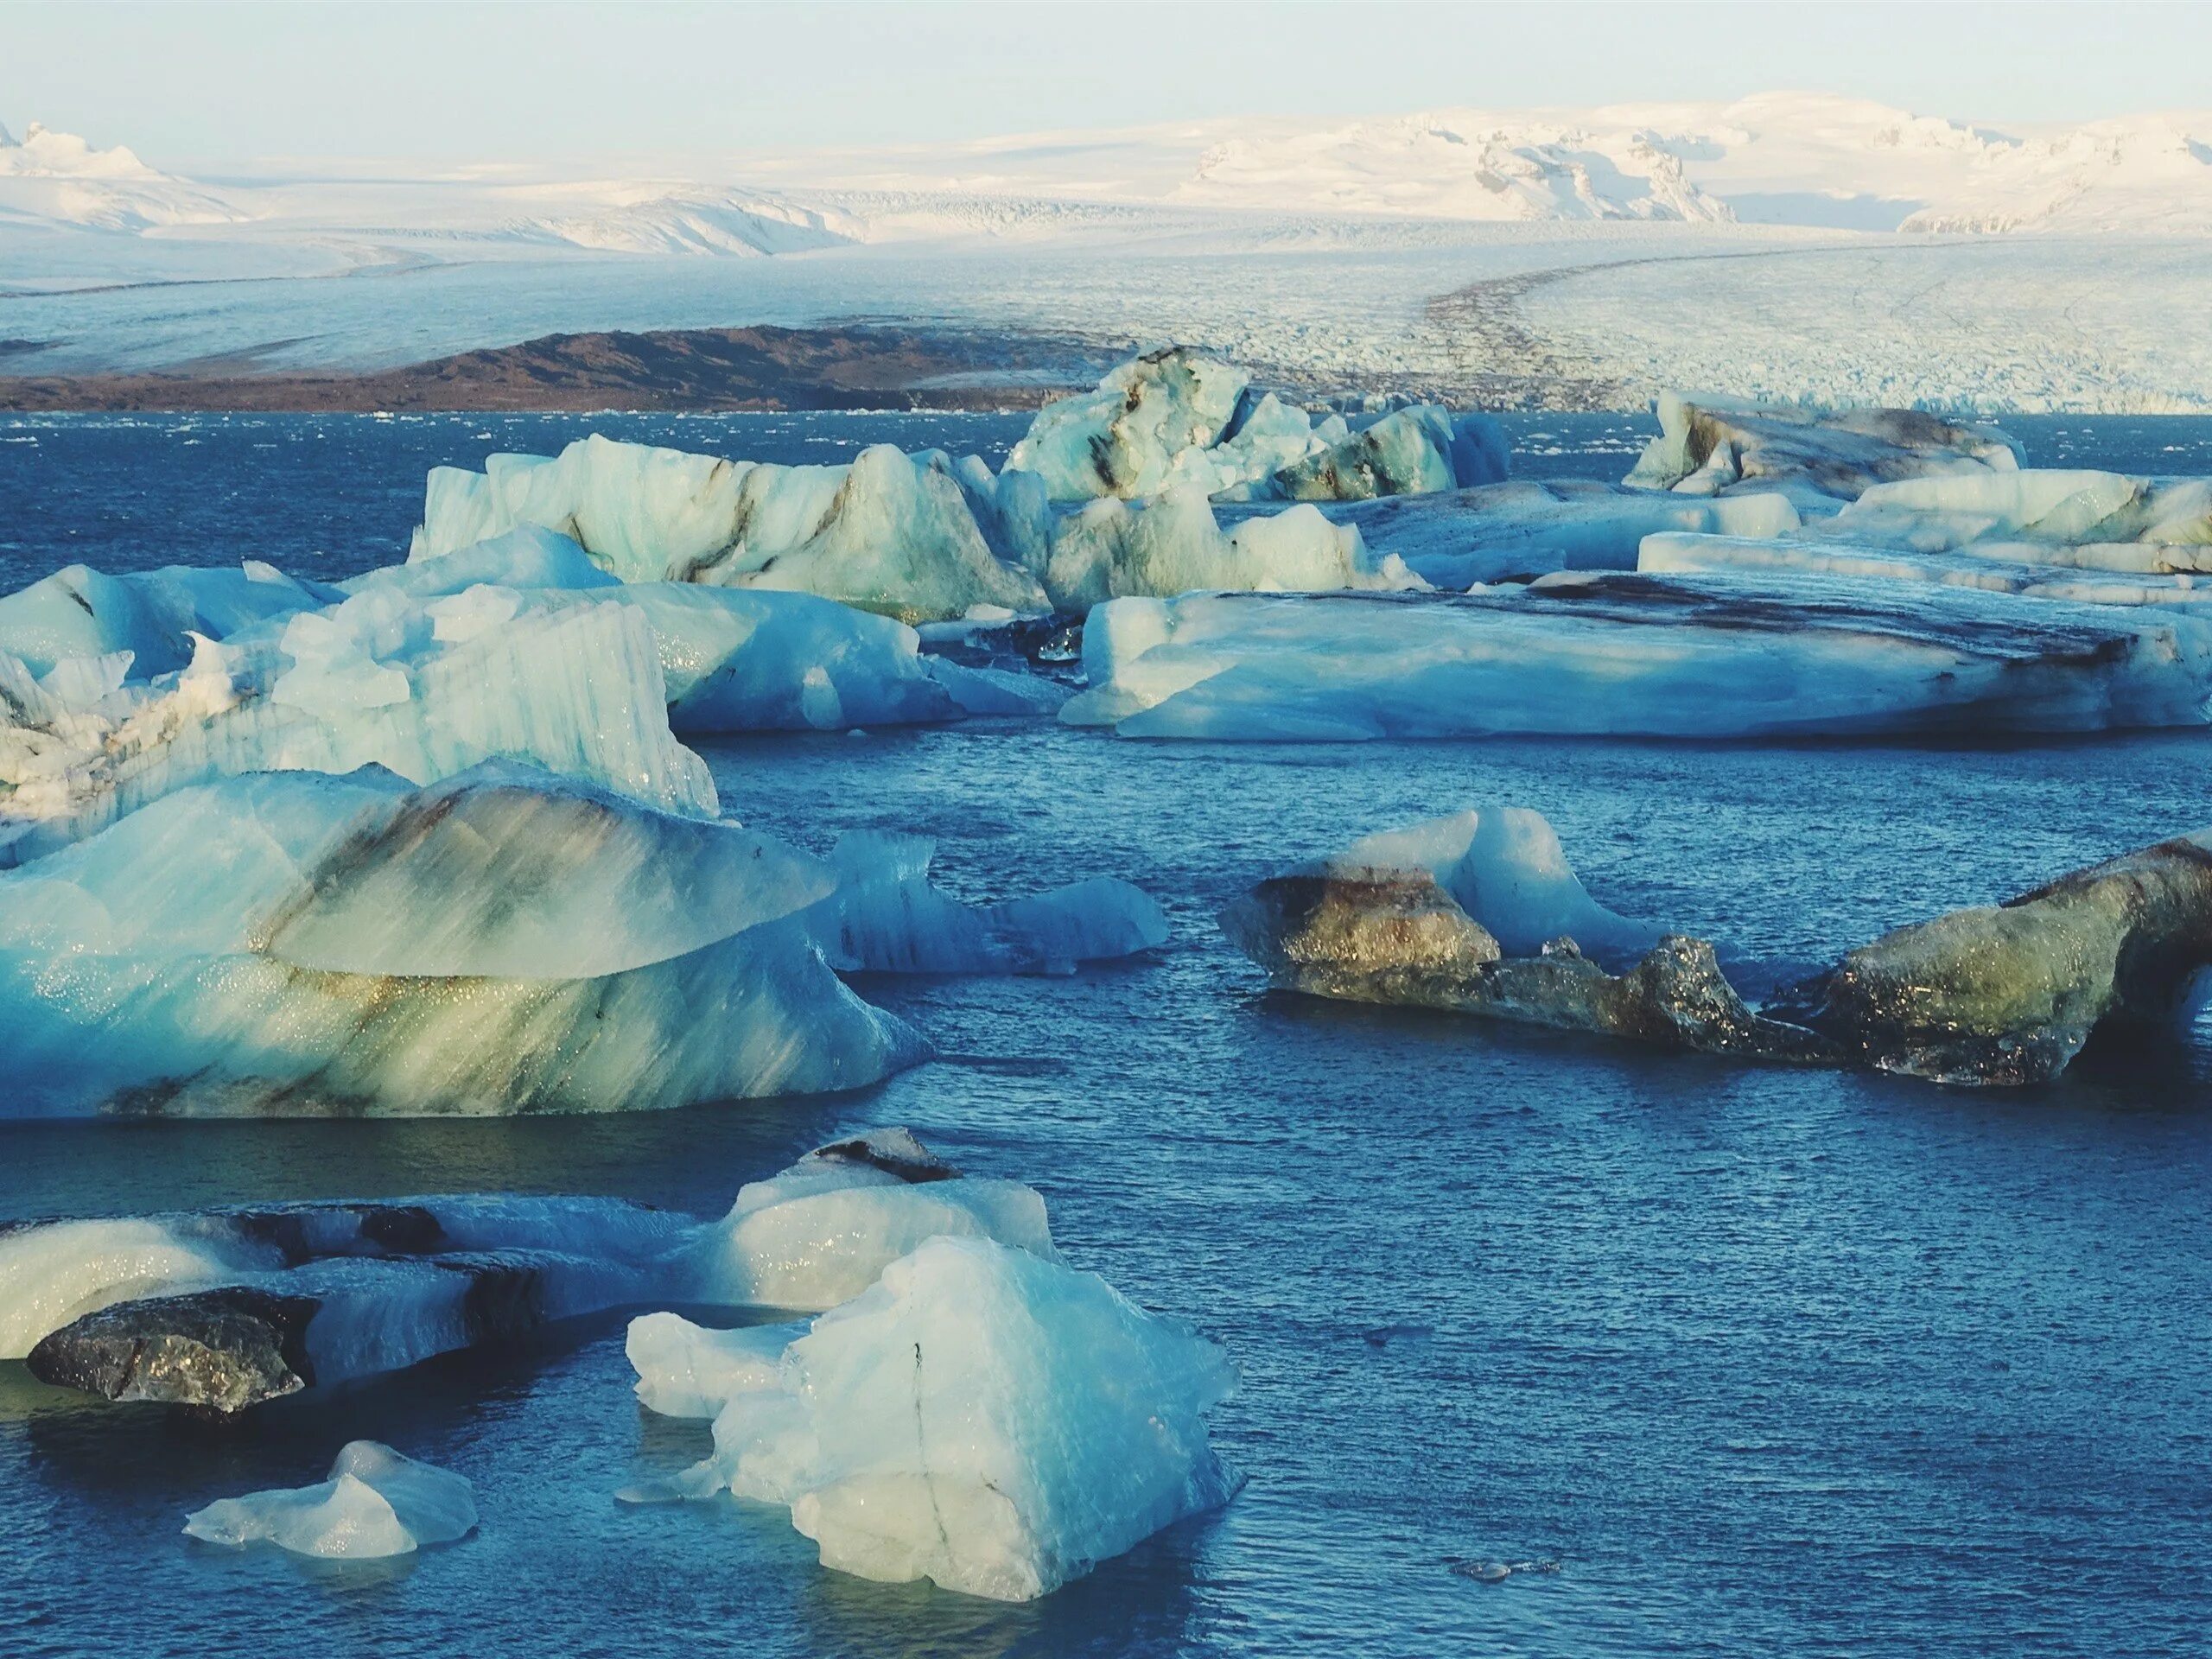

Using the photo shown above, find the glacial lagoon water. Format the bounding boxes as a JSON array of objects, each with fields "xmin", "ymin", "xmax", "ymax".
[{"xmin": 4, "ymin": 411, "xmax": 2212, "ymax": 1657}]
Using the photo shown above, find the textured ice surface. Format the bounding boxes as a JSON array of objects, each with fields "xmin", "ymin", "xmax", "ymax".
[
  {"xmin": 632, "ymin": 1236, "xmax": 1236, "ymax": 1602},
  {"xmin": 0, "ymin": 587, "xmax": 717, "ymax": 861},
  {"xmin": 184, "ymin": 1442, "xmax": 476, "ymax": 1559},
  {"xmin": 1042, "ymin": 489, "xmax": 1420, "ymax": 613},
  {"xmin": 1641, "ymin": 531, "xmax": 2212, "ymax": 609},
  {"xmin": 1063, "ymin": 577, "xmax": 2212, "ymax": 740},
  {"xmin": 1237, "ymin": 480, "xmax": 1802, "ymax": 588},
  {"xmin": 1625, "ymin": 391, "xmax": 2024, "ymax": 505},
  {"xmin": 410, "ymin": 435, "xmax": 1048, "ymax": 623},
  {"xmin": 0, "ymin": 560, "xmax": 337, "ymax": 679},
  {"xmin": 0, "ymin": 764, "xmax": 916, "ymax": 1116},
  {"xmin": 681, "ymin": 1128, "xmax": 1058, "ymax": 1311},
  {"xmin": 626, "ymin": 1313, "xmax": 806, "ymax": 1419},
  {"xmin": 1829, "ymin": 469, "xmax": 2212, "ymax": 554}
]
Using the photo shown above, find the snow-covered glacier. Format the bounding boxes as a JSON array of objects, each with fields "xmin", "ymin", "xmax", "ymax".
[
  {"xmin": 184, "ymin": 1443, "xmax": 476, "ymax": 1560},
  {"xmin": 1063, "ymin": 576, "xmax": 2212, "ymax": 740},
  {"xmin": 626, "ymin": 1235, "xmax": 1236, "ymax": 1602},
  {"xmin": 0, "ymin": 762, "xmax": 1161, "ymax": 1116}
]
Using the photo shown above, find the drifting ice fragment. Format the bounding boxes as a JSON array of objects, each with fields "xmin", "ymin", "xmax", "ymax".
[
  {"xmin": 1221, "ymin": 808, "xmax": 1827, "ymax": 1063},
  {"xmin": 632, "ymin": 1236, "xmax": 1236, "ymax": 1603},
  {"xmin": 1828, "ymin": 469, "xmax": 2212, "ymax": 555},
  {"xmin": 1005, "ymin": 347, "xmax": 1252, "ymax": 501},
  {"xmin": 410, "ymin": 435, "xmax": 1047, "ymax": 623},
  {"xmin": 681, "ymin": 1128, "xmax": 1057, "ymax": 1310},
  {"xmin": 1624, "ymin": 391, "xmax": 2023, "ymax": 505},
  {"xmin": 626, "ymin": 1313, "xmax": 805, "ymax": 1419},
  {"xmin": 184, "ymin": 1442, "xmax": 475, "ymax": 1558},
  {"xmin": 0, "ymin": 561, "xmax": 337, "ymax": 679},
  {"xmin": 1062, "ymin": 577, "xmax": 2212, "ymax": 740}
]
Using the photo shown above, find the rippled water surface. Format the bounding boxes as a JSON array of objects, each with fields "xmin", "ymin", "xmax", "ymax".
[{"xmin": 3, "ymin": 413, "xmax": 2211, "ymax": 1658}]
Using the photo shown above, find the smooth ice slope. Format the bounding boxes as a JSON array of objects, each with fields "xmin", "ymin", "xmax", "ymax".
[
  {"xmin": 0, "ymin": 764, "xmax": 915, "ymax": 1116},
  {"xmin": 410, "ymin": 435, "xmax": 1048, "ymax": 623},
  {"xmin": 184, "ymin": 1443, "xmax": 476, "ymax": 1558},
  {"xmin": 632, "ymin": 1236, "xmax": 1236, "ymax": 1602},
  {"xmin": 1828, "ymin": 470, "xmax": 2212, "ymax": 554},
  {"xmin": 0, "ymin": 561, "xmax": 336, "ymax": 679},
  {"xmin": 1063, "ymin": 576, "xmax": 2212, "ymax": 740},
  {"xmin": 1625, "ymin": 392, "xmax": 2023, "ymax": 505},
  {"xmin": 1640, "ymin": 531, "xmax": 2212, "ymax": 610}
]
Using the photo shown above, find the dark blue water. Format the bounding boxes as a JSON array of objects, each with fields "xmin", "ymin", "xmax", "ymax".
[{"xmin": 4, "ymin": 413, "xmax": 2212, "ymax": 1658}]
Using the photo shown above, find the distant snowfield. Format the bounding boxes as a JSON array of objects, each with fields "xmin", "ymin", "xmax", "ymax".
[{"xmin": 3, "ymin": 95, "xmax": 2211, "ymax": 411}]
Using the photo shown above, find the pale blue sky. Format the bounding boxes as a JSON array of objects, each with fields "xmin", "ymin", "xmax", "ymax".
[{"xmin": 8, "ymin": 2, "xmax": 2208, "ymax": 172}]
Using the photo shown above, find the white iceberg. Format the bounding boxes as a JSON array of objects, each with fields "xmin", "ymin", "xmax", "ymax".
[
  {"xmin": 0, "ymin": 560, "xmax": 337, "ymax": 680},
  {"xmin": 1062, "ymin": 576, "xmax": 2212, "ymax": 740},
  {"xmin": 1624, "ymin": 391, "xmax": 2024, "ymax": 505},
  {"xmin": 184, "ymin": 1442, "xmax": 476, "ymax": 1559},
  {"xmin": 629, "ymin": 1236, "xmax": 1236, "ymax": 1603},
  {"xmin": 679, "ymin": 1128, "xmax": 1058, "ymax": 1312},
  {"xmin": 1827, "ymin": 468, "xmax": 2212, "ymax": 555},
  {"xmin": 1243, "ymin": 480, "xmax": 1801, "ymax": 588},
  {"xmin": 410, "ymin": 435, "xmax": 1047, "ymax": 624},
  {"xmin": 1004, "ymin": 347, "xmax": 1253, "ymax": 502},
  {"xmin": 626, "ymin": 1313, "xmax": 806, "ymax": 1420},
  {"xmin": 1041, "ymin": 488, "xmax": 1421, "ymax": 613}
]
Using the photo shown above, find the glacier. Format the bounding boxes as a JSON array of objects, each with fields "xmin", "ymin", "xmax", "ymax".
[
  {"xmin": 624, "ymin": 1235, "xmax": 1236, "ymax": 1602},
  {"xmin": 184, "ymin": 1442, "xmax": 477, "ymax": 1559},
  {"xmin": 1624, "ymin": 391, "xmax": 2024, "ymax": 506},
  {"xmin": 1063, "ymin": 576, "xmax": 2212, "ymax": 741}
]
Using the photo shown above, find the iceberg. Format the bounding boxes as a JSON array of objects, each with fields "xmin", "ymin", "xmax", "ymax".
[
  {"xmin": 0, "ymin": 560, "xmax": 338, "ymax": 680},
  {"xmin": 1041, "ymin": 488, "xmax": 1421, "ymax": 613},
  {"xmin": 1237, "ymin": 480, "xmax": 1801, "ymax": 588},
  {"xmin": 626, "ymin": 1313, "xmax": 805, "ymax": 1420},
  {"xmin": 410, "ymin": 435, "xmax": 1048, "ymax": 624},
  {"xmin": 1005, "ymin": 348, "xmax": 1505, "ymax": 505},
  {"xmin": 0, "ymin": 586, "xmax": 717, "ymax": 861},
  {"xmin": 184, "ymin": 1442, "xmax": 475, "ymax": 1559},
  {"xmin": 626, "ymin": 1236, "xmax": 1236, "ymax": 1602},
  {"xmin": 10, "ymin": 1130, "xmax": 1058, "ymax": 1410},
  {"xmin": 680, "ymin": 1128, "xmax": 1058, "ymax": 1312},
  {"xmin": 1827, "ymin": 468, "xmax": 2212, "ymax": 555},
  {"xmin": 1775, "ymin": 830, "xmax": 2212, "ymax": 1085},
  {"xmin": 1624, "ymin": 391, "xmax": 2024, "ymax": 505},
  {"xmin": 0, "ymin": 764, "xmax": 918, "ymax": 1116},
  {"xmin": 1221, "ymin": 809, "xmax": 1829, "ymax": 1064},
  {"xmin": 1062, "ymin": 576, "xmax": 2212, "ymax": 740},
  {"xmin": 12, "ymin": 1193, "xmax": 694, "ymax": 1409},
  {"xmin": 1640, "ymin": 531, "xmax": 2212, "ymax": 610}
]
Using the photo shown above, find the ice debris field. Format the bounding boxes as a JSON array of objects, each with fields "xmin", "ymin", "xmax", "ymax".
[{"xmin": 10, "ymin": 346, "xmax": 2212, "ymax": 1603}]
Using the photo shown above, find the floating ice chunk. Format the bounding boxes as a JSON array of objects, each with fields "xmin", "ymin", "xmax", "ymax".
[
  {"xmin": 0, "ymin": 562, "xmax": 338, "ymax": 680},
  {"xmin": 184, "ymin": 1442, "xmax": 475, "ymax": 1559},
  {"xmin": 16, "ymin": 1194, "xmax": 696, "ymax": 1408},
  {"xmin": 1829, "ymin": 469, "xmax": 2212, "ymax": 553},
  {"xmin": 1043, "ymin": 488, "xmax": 1421, "ymax": 613},
  {"xmin": 0, "ymin": 594, "xmax": 716, "ymax": 860},
  {"xmin": 1161, "ymin": 391, "xmax": 1329, "ymax": 499},
  {"xmin": 1062, "ymin": 578, "xmax": 2212, "ymax": 740},
  {"xmin": 1221, "ymin": 810, "xmax": 1829, "ymax": 1064},
  {"xmin": 1234, "ymin": 481, "xmax": 1802, "ymax": 587},
  {"xmin": 626, "ymin": 1313, "xmax": 805, "ymax": 1419},
  {"xmin": 682, "ymin": 1128, "xmax": 1057, "ymax": 1312},
  {"xmin": 1640, "ymin": 531, "xmax": 2212, "ymax": 609},
  {"xmin": 919, "ymin": 657, "xmax": 1071, "ymax": 716},
  {"xmin": 1270, "ymin": 405, "xmax": 1462, "ymax": 501},
  {"xmin": 1005, "ymin": 347, "xmax": 1251, "ymax": 501},
  {"xmin": 0, "ymin": 765, "xmax": 917, "ymax": 1116},
  {"xmin": 804, "ymin": 830, "xmax": 1170, "ymax": 975},
  {"xmin": 350, "ymin": 524, "xmax": 624, "ymax": 601},
  {"xmin": 1314, "ymin": 808, "xmax": 1661, "ymax": 963},
  {"xmin": 410, "ymin": 435, "xmax": 1047, "ymax": 623},
  {"xmin": 1624, "ymin": 391, "xmax": 2023, "ymax": 505},
  {"xmin": 644, "ymin": 1236, "xmax": 1236, "ymax": 1602},
  {"xmin": 1775, "ymin": 828, "xmax": 2212, "ymax": 1085}
]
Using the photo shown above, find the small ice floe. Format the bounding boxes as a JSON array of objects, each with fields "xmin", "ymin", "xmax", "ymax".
[{"xmin": 183, "ymin": 1441, "xmax": 475, "ymax": 1559}]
